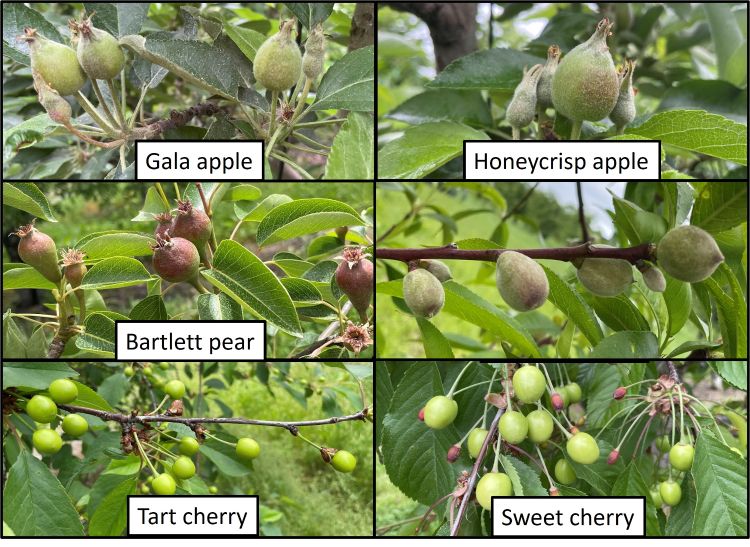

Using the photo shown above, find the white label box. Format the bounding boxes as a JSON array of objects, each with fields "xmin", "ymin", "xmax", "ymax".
[
  {"xmin": 128, "ymin": 495, "xmax": 258, "ymax": 536},
  {"xmin": 116, "ymin": 321, "xmax": 266, "ymax": 360},
  {"xmin": 464, "ymin": 140, "xmax": 660, "ymax": 180},
  {"xmin": 491, "ymin": 496, "xmax": 645, "ymax": 537},
  {"xmin": 135, "ymin": 141, "xmax": 263, "ymax": 180}
]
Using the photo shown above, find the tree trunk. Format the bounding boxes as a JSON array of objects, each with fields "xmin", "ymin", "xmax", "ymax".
[
  {"xmin": 385, "ymin": 3, "xmax": 478, "ymax": 70},
  {"xmin": 349, "ymin": 3, "xmax": 375, "ymax": 50}
]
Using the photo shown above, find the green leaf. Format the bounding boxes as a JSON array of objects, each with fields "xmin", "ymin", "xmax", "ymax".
[
  {"xmin": 78, "ymin": 231, "xmax": 155, "ymax": 258},
  {"xmin": 690, "ymin": 182, "xmax": 748, "ymax": 234},
  {"xmin": 611, "ymin": 461, "xmax": 661, "ymax": 537},
  {"xmin": 88, "ymin": 476, "xmax": 137, "ymax": 536},
  {"xmin": 377, "ymin": 122, "xmax": 489, "ymax": 179},
  {"xmin": 1, "ymin": 362, "xmax": 76, "ymax": 389},
  {"xmin": 201, "ymin": 240, "xmax": 301, "ymax": 336},
  {"xmin": 657, "ymin": 80, "xmax": 747, "ymax": 123},
  {"xmin": 626, "ymin": 110, "xmax": 747, "ymax": 165},
  {"xmin": 324, "ymin": 112, "xmax": 373, "ymax": 179},
  {"xmin": 664, "ymin": 276, "xmax": 692, "ymax": 337},
  {"xmin": 75, "ymin": 313, "xmax": 119, "ymax": 356},
  {"xmin": 612, "ymin": 196, "xmax": 667, "ymax": 245},
  {"xmin": 82, "ymin": 3, "xmax": 149, "ymax": 37},
  {"xmin": 223, "ymin": 24, "xmax": 266, "ymax": 62},
  {"xmin": 239, "ymin": 194, "xmax": 293, "ymax": 223},
  {"xmin": 2, "ymin": 183, "xmax": 57, "ymax": 221},
  {"xmin": 2, "ymin": 3, "xmax": 64, "ymax": 63},
  {"xmin": 715, "ymin": 361, "xmax": 747, "ymax": 390},
  {"xmin": 2, "ymin": 451, "xmax": 84, "ymax": 536},
  {"xmin": 284, "ymin": 3, "xmax": 334, "ymax": 28},
  {"xmin": 3, "ymin": 114, "xmax": 59, "ymax": 161},
  {"xmin": 543, "ymin": 266, "xmax": 603, "ymax": 347},
  {"xmin": 416, "ymin": 317, "xmax": 454, "ymax": 358},
  {"xmin": 427, "ymin": 48, "xmax": 543, "ymax": 90},
  {"xmin": 3, "ymin": 265, "xmax": 57, "ymax": 290},
  {"xmin": 129, "ymin": 295, "xmax": 168, "ymax": 320},
  {"xmin": 387, "ymin": 90, "xmax": 493, "ymax": 127},
  {"xmin": 590, "ymin": 331, "xmax": 659, "ymax": 358},
  {"xmin": 197, "ymin": 293, "xmax": 243, "ymax": 320},
  {"xmin": 199, "ymin": 441, "xmax": 252, "ymax": 477},
  {"xmin": 500, "ymin": 454, "xmax": 547, "ymax": 496},
  {"xmin": 70, "ymin": 380, "xmax": 114, "ymax": 412},
  {"xmin": 256, "ymin": 198, "xmax": 364, "ymax": 246},
  {"xmin": 131, "ymin": 186, "xmax": 168, "ymax": 221},
  {"xmin": 79, "ymin": 257, "xmax": 152, "ymax": 290},
  {"xmin": 312, "ymin": 46, "xmax": 374, "ymax": 112},
  {"xmin": 691, "ymin": 431, "xmax": 747, "ymax": 535},
  {"xmin": 589, "ymin": 295, "xmax": 650, "ymax": 332}
]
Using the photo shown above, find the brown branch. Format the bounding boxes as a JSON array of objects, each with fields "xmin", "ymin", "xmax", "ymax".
[
  {"xmin": 377, "ymin": 242, "xmax": 656, "ymax": 264},
  {"xmin": 349, "ymin": 3, "xmax": 374, "ymax": 50},
  {"xmin": 58, "ymin": 403, "xmax": 368, "ymax": 434},
  {"xmin": 450, "ymin": 406, "xmax": 504, "ymax": 536},
  {"xmin": 501, "ymin": 182, "xmax": 540, "ymax": 222},
  {"xmin": 576, "ymin": 182, "xmax": 590, "ymax": 243}
]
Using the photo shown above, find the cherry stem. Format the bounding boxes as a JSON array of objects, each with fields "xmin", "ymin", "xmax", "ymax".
[
  {"xmin": 133, "ymin": 431, "xmax": 158, "ymax": 475},
  {"xmin": 377, "ymin": 242, "xmax": 655, "ymax": 265},
  {"xmin": 616, "ymin": 404, "xmax": 654, "ymax": 451},
  {"xmin": 597, "ymin": 401, "xmax": 646, "ymax": 441},
  {"xmin": 446, "ymin": 362, "xmax": 474, "ymax": 398},
  {"xmin": 451, "ymin": 379, "xmax": 496, "ymax": 396}
]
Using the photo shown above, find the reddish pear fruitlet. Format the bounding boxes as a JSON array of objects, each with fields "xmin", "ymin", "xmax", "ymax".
[
  {"xmin": 335, "ymin": 247, "xmax": 373, "ymax": 322},
  {"xmin": 172, "ymin": 200, "xmax": 212, "ymax": 258},
  {"xmin": 15, "ymin": 221, "xmax": 62, "ymax": 283},
  {"xmin": 61, "ymin": 248, "xmax": 87, "ymax": 287},
  {"xmin": 154, "ymin": 212, "xmax": 174, "ymax": 240},
  {"xmin": 152, "ymin": 235, "xmax": 200, "ymax": 283}
]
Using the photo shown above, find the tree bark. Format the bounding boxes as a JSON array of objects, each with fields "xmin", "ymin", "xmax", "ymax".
[
  {"xmin": 385, "ymin": 3, "xmax": 478, "ymax": 70},
  {"xmin": 349, "ymin": 3, "xmax": 375, "ymax": 50}
]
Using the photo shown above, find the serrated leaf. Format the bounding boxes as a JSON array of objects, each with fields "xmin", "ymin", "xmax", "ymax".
[
  {"xmin": 197, "ymin": 293, "xmax": 243, "ymax": 320},
  {"xmin": 312, "ymin": 46, "xmax": 374, "ymax": 112},
  {"xmin": 324, "ymin": 112, "xmax": 373, "ymax": 179},
  {"xmin": 2, "ymin": 183, "xmax": 57, "ymax": 221}
]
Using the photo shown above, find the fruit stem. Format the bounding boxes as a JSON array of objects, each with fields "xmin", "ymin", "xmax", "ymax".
[
  {"xmin": 148, "ymin": 395, "xmax": 170, "ymax": 415},
  {"xmin": 106, "ymin": 79, "xmax": 127, "ymax": 129},
  {"xmin": 482, "ymin": 368, "xmax": 499, "ymax": 428},
  {"xmin": 144, "ymin": 440, "xmax": 178, "ymax": 460},
  {"xmin": 615, "ymin": 403, "xmax": 655, "ymax": 451},
  {"xmin": 293, "ymin": 118, "xmax": 346, "ymax": 128},
  {"xmin": 511, "ymin": 127, "xmax": 520, "ymax": 140},
  {"xmin": 446, "ymin": 362, "xmax": 474, "ymax": 398},
  {"xmin": 64, "ymin": 123, "xmax": 124, "ymax": 149},
  {"xmin": 269, "ymin": 90, "xmax": 279, "ymax": 137},
  {"xmin": 534, "ymin": 444, "xmax": 556, "ymax": 486},
  {"xmin": 597, "ymin": 400, "xmax": 646, "ymax": 440},
  {"xmin": 204, "ymin": 432, "xmax": 236, "ymax": 448},
  {"xmin": 284, "ymin": 141, "xmax": 328, "ymax": 156},
  {"xmin": 132, "ymin": 430, "xmax": 159, "ymax": 476},
  {"xmin": 89, "ymin": 79, "xmax": 121, "ymax": 130},
  {"xmin": 291, "ymin": 131, "xmax": 331, "ymax": 150},
  {"xmin": 189, "ymin": 278, "xmax": 209, "ymax": 294},
  {"xmin": 291, "ymin": 77, "xmax": 312, "ymax": 123},
  {"xmin": 74, "ymin": 289, "xmax": 87, "ymax": 323},
  {"xmin": 296, "ymin": 431, "xmax": 322, "ymax": 450},
  {"xmin": 536, "ymin": 107, "xmax": 546, "ymax": 140},
  {"xmin": 570, "ymin": 119, "xmax": 582, "ymax": 140},
  {"xmin": 447, "ymin": 379, "xmax": 497, "ymax": 396},
  {"xmin": 271, "ymin": 151, "xmax": 314, "ymax": 179},
  {"xmin": 75, "ymin": 91, "xmax": 117, "ymax": 136},
  {"xmin": 129, "ymin": 84, "xmax": 149, "ymax": 130},
  {"xmin": 679, "ymin": 393, "xmax": 728, "ymax": 446}
]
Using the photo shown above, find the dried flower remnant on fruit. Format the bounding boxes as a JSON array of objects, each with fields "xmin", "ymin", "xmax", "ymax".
[
  {"xmin": 33, "ymin": 72, "xmax": 72, "ymax": 124},
  {"xmin": 507, "ymin": 64, "xmax": 543, "ymax": 139},
  {"xmin": 403, "ymin": 268, "xmax": 445, "ymax": 318},
  {"xmin": 303, "ymin": 23, "xmax": 326, "ymax": 79},
  {"xmin": 335, "ymin": 247, "xmax": 374, "ymax": 323},
  {"xmin": 656, "ymin": 225, "xmax": 724, "ymax": 283},
  {"xmin": 254, "ymin": 19, "xmax": 302, "ymax": 92},
  {"xmin": 610, "ymin": 59, "xmax": 637, "ymax": 134},
  {"xmin": 495, "ymin": 251, "xmax": 549, "ymax": 311},
  {"xmin": 537, "ymin": 45, "xmax": 561, "ymax": 110},
  {"xmin": 154, "ymin": 212, "xmax": 174, "ymax": 239},
  {"xmin": 74, "ymin": 14, "xmax": 125, "ymax": 80},
  {"xmin": 336, "ymin": 322, "xmax": 373, "ymax": 355},
  {"xmin": 61, "ymin": 248, "xmax": 87, "ymax": 287},
  {"xmin": 22, "ymin": 27, "xmax": 86, "ymax": 96},
  {"xmin": 14, "ymin": 220, "xmax": 62, "ymax": 283},
  {"xmin": 552, "ymin": 18, "xmax": 619, "ymax": 122},
  {"xmin": 151, "ymin": 234, "xmax": 200, "ymax": 283}
]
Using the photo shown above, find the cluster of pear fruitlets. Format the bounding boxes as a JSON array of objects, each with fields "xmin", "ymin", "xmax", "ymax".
[
  {"xmin": 415, "ymin": 364, "xmax": 737, "ymax": 515},
  {"xmin": 505, "ymin": 17, "xmax": 637, "ymax": 140},
  {"xmin": 399, "ymin": 225, "xmax": 723, "ymax": 321},
  {"xmin": 18, "ymin": 366, "xmax": 359, "ymax": 497}
]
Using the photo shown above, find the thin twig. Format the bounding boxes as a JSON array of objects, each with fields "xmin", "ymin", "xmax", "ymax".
[{"xmin": 576, "ymin": 182, "xmax": 590, "ymax": 243}]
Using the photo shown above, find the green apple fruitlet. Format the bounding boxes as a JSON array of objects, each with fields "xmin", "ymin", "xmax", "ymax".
[
  {"xmin": 26, "ymin": 395, "xmax": 58, "ymax": 423},
  {"xmin": 172, "ymin": 456, "xmax": 196, "ymax": 480},
  {"xmin": 236, "ymin": 438, "xmax": 261, "ymax": 460},
  {"xmin": 512, "ymin": 366, "xmax": 546, "ymax": 403},
  {"xmin": 49, "ymin": 379, "xmax": 78, "ymax": 404},
  {"xmin": 423, "ymin": 395, "xmax": 458, "ymax": 430},
  {"xmin": 152, "ymin": 473, "xmax": 177, "ymax": 495},
  {"xmin": 23, "ymin": 28, "xmax": 86, "ymax": 96},
  {"xmin": 164, "ymin": 380, "xmax": 186, "ymax": 399},
  {"xmin": 62, "ymin": 414, "xmax": 88, "ymax": 437},
  {"xmin": 253, "ymin": 19, "xmax": 302, "ymax": 92},
  {"xmin": 331, "ymin": 450, "xmax": 357, "ymax": 473},
  {"xmin": 669, "ymin": 443, "xmax": 695, "ymax": 472},
  {"xmin": 499, "ymin": 411, "xmax": 529, "ymax": 444},
  {"xmin": 566, "ymin": 432, "xmax": 600, "ymax": 464},
  {"xmin": 476, "ymin": 472, "xmax": 513, "ymax": 510},
  {"xmin": 554, "ymin": 459, "xmax": 577, "ymax": 485},
  {"xmin": 179, "ymin": 437, "xmax": 200, "ymax": 456},
  {"xmin": 468, "ymin": 428, "xmax": 489, "ymax": 458},
  {"xmin": 33, "ymin": 428, "xmax": 63, "ymax": 455},
  {"xmin": 659, "ymin": 480, "xmax": 682, "ymax": 506},
  {"xmin": 75, "ymin": 15, "xmax": 125, "ymax": 80}
]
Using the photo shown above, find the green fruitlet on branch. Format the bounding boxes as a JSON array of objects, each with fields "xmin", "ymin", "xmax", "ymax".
[
  {"xmin": 153, "ymin": 473, "xmax": 177, "ymax": 495},
  {"xmin": 303, "ymin": 24, "xmax": 326, "ymax": 79},
  {"xmin": 495, "ymin": 251, "xmax": 549, "ymax": 311},
  {"xmin": 331, "ymin": 450, "xmax": 357, "ymax": 473},
  {"xmin": 610, "ymin": 59, "xmax": 637, "ymax": 134},
  {"xmin": 659, "ymin": 479, "xmax": 682, "ymax": 506},
  {"xmin": 33, "ymin": 428, "xmax": 63, "ymax": 455},
  {"xmin": 209, "ymin": 486, "xmax": 219, "ymax": 494},
  {"xmin": 172, "ymin": 200, "xmax": 212, "ymax": 258},
  {"xmin": 402, "ymin": 268, "xmax": 445, "ymax": 318},
  {"xmin": 179, "ymin": 437, "xmax": 200, "ymax": 456},
  {"xmin": 506, "ymin": 64, "xmax": 543, "ymax": 138},
  {"xmin": 641, "ymin": 265, "xmax": 666, "ymax": 292},
  {"xmin": 14, "ymin": 222, "xmax": 62, "ymax": 283},
  {"xmin": 566, "ymin": 432, "xmax": 600, "ymax": 464},
  {"xmin": 554, "ymin": 459, "xmax": 577, "ymax": 485},
  {"xmin": 656, "ymin": 435, "xmax": 671, "ymax": 453},
  {"xmin": 669, "ymin": 443, "xmax": 695, "ymax": 472},
  {"xmin": 62, "ymin": 414, "xmax": 88, "ymax": 437},
  {"xmin": 236, "ymin": 437, "xmax": 261, "ymax": 460},
  {"xmin": 419, "ymin": 259, "xmax": 452, "ymax": 282},
  {"xmin": 124, "ymin": 366, "xmax": 135, "ymax": 377},
  {"xmin": 650, "ymin": 486, "xmax": 663, "ymax": 507},
  {"xmin": 172, "ymin": 456, "xmax": 196, "ymax": 479},
  {"xmin": 565, "ymin": 382, "xmax": 582, "ymax": 403},
  {"xmin": 552, "ymin": 18, "xmax": 619, "ymax": 122},
  {"xmin": 537, "ymin": 45, "xmax": 561, "ymax": 110},
  {"xmin": 253, "ymin": 19, "xmax": 302, "ymax": 92},
  {"xmin": 468, "ymin": 427, "xmax": 489, "ymax": 458},
  {"xmin": 49, "ymin": 378, "xmax": 78, "ymax": 404},
  {"xmin": 152, "ymin": 235, "xmax": 200, "ymax": 284},
  {"xmin": 23, "ymin": 28, "xmax": 86, "ymax": 96},
  {"xmin": 576, "ymin": 248, "xmax": 634, "ymax": 297},
  {"xmin": 423, "ymin": 395, "xmax": 458, "ymax": 430},
  {"xmin": 335, "ymin": 247, "xmax": 374, "ymax": 322},
  {"xmin": 476, "ymin": 472, "xmax": 513, "ymax": 510},
  {"xmin": 657, "ymin": 225, "xmax": 724, "ymax": 283},
  {"xmin": 527, "ymin": 409, "xmax": 554, "ymax": 443},
  {"xmin": 75, "ymin": 15, "xmax": 125, "ymax": 80},
  {"xmin": 164, "ymin": 380, "xmax": 186, "ymax": 399},
  {"xmin": 26, "ymin": 395, "xmax": 58, "ymax": 423},
  {"xmin": 499, "ymin": 410, "xmax": 529, "ymax": 444},
  {"xmin": 512, "ymin": 365, "xmax": 546, "ymax": 403}
]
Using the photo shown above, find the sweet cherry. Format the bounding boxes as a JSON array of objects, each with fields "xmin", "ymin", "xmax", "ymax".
[
  {"xmin": 512, "ymin": 366, "xmax": 546, "ymax": 403},
  {"xmin": 565, "ymin": 382, "xmax": 582, "ymax": 403},
  {"xmin": 526, "ymin": 409, "xmax": 554, "ymax": 443},
  {"xmin": 554, "ymin": 459, "xmax": 577, "ymax": 485},
  {"xmin": 499, "ymin": 410, "xmax": 528, "ymax": 444},
  {"xmin": 423, "ymin": 395, "xmax": 458, "ymax": 430},
  {"xmin": 669, "ymin": 442, "xmax": 695, "ymax": 472},
  {"xmin": 476, "ymin": 472, "xmax": 512, "ymax": 510},
  {"xmin": 566, "ymin": 432, "xmax": 600, "ymax": 464},
  {"xmin": 659, "ymin": 479, "xmax": 682, "ymax": 506},
  {"xmin": 467, "ymin": 428, "xmax": 489, "ymax": 458}
]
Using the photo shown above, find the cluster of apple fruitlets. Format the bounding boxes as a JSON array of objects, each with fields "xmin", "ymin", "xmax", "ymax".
[
  {"xmin": 398, "ymin": 225, "xmax": 722, "ymax": 319},
  {"xmin": 17, "ymin": 365, "xmax": 360, "ymax": 497},
  {"xmin": 415, "ymin": 364, "xmax": 741, "ymax": 517}
]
